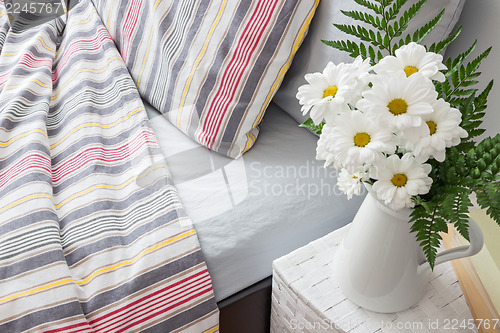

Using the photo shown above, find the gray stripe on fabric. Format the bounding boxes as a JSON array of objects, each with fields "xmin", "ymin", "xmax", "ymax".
[
  {"xmin": 218, "ymin": 0, "xmax": 296, "ymax": 156},
  {"xmin": 51, "ymin": 43, "xmax": 118, "ymax": 89},
  {"xmin": 0, "ymin": 142, "xmax": 50, "ymax": 171},
  {"xmin": 64, "ymin": 209, "xmax": 182, "ymax": 266},
  {"xmin": 60, "ymin": 190, "xmax": 178, "ymax": 249},
  {"xmin": 0, "ymin": 302, "xmax": 88, "ymax": 333},
  {"xmin": 48, "ymin": 78, "xmax": 141, "ymax": 132},
  {"xmin": 112, "ymin": 0, "xmax": 132, "ymax": 53},
  {"xmin": 0, "ymin": 210, "xmax": 58, "ymax": 236},
  {"xmin": 0, "ymin": 105, "xmax": 48, "ymax": 129},
  {"xmin": 142, "ymin": 299, "xmax": 218, "ymax": 333},
  {"xmin": 158, "ymin": 0, "xmax": 211, "ymax": 112},
  {"xmin": 57, "ymin": 185, "xmax": 176, "ymax": 229},
  {"xmin": 80, "ymin": 250, "xmax": 206, "ymax": 313},
  {"xmin": 190, "ymin": 0, "xmax": 253, "ymax": 138},
  {"xmin": 124, "ymin": 0, "xmax": 148, "ymax": 68},
  {"xmin": 49, "ymin": 123, "xmax": 148, "ymax": 164},
  {"xmin": 0, "ymin": 89, "xmax": 51, "ymax": 109},
  {"xmin": 0, "ymin": 250, "xmax": 65, "ymax": 280},
  {"xmin": 142, "ymin": 0, "xmax": 181, "ymax": 103},
  {"xmin": 151, "ymin": 0, "xmax": 199, "ymax": 109},
  {"xmin": 52, "ymin": 147, "xmax": 164, "ymax": 194},
  {"xmin": 0, "ymin": 173, "xmax": 52, "ymax": 200}
]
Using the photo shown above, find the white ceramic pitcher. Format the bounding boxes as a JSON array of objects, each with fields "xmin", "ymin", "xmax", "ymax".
[{"xmin": 335, "ymin": 191, "xmax": 484, "ymax": 313}]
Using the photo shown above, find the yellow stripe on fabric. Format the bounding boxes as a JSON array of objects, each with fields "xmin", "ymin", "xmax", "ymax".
[
  {"xmin": 0, "ymin": 194, "xmax": 52, "ymax": 214},
  {"xmin": 5, "ymin": 80, "xmax": 49, "ymax": 89},
  {"xmin": 49, "ymin": 107, "xmax": 144, "ymax": 149},
  {"xmin": 0, "ymin": 278, "xmax": 74, "ymax": 304},
  {"xmin": 77, "ymin": 230, "xmax": 196, "ymax": 285},
  {"xmin": 0, "ymin": 229, "xmax": 195, "ymax": 303},
  {"xmin": 136, "ymin": 25, "xmax": 155, "ymax": 87},
  {"xmin": 55, "ymin": 10, "xmax": 96, "ymax": 59},
  {"xmin": 137, "ymin": 0, "xmax": 164, "ymax": 86},
  {"xmin": 205, "ymin": 325, "xmax": 219, "ymax": 333},
  {"xmin": 106, "ymin": 0, "xmax": 114, "ymax": 30},
  {"xmin": 37, "ymin": 37, "xmax": 56, "ymax": 53},
  {"xmin": 51, "ymin": 56, "xmax": 122, "ymax": 100},
  {"xmin": 0, "ymin": 129, "xmax": 47, "ymax": 147},
  {"xmin": 53, "ymin": 164, "xmax": 166, "ymax": 209},
  {"xmin": 176, "ymin": 0, "xmax": 228, "ymax": 127},
  {"xmin": 244, "ymin": 1, "xmax": 320, "ymax": 153}
]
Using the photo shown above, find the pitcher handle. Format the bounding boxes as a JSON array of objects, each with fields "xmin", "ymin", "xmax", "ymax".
[{"xmin": 421, "ymin": 217, "xmax": 484, "ymax": 267}]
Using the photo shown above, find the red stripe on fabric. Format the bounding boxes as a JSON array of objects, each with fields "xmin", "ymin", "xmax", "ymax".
[
  {"xmin": 88, "ymin": 269, "xmax": 209, "ymax": 327},
  {"xmin": 0, "ymin": 154, "xmax": 51, "ymax": 188},
  {"xmin": 120, "ymin": 0, "xmax": 143, "ymax": 63},
  {"xmin": 0, "ymin": 54, "xmax": 53, "ymax": 86},
  {"xmin": 97, "ymin": 276, "xmax": 212, "ymax": 332},
  {"xmin": 52, "ymin": 27, "xmax": 112, "ymax": 81},
  {"xmin": 199, "ymin": 0, "xmax": 271, "ymax": 145},
  {"xmin": 43, "ymin": 321, "xmax": 93, "ymax": 333},
  {"xmin": 198, "ymin": 0, "xmax": 278, "ymax": 148},
  {"xmin": 51, "ymin": 131, "xmax": 156, "ymax": 183},
  {"xmin": 202, "ymin": 0, "xmax": 274, "ymax": 140},
  {"xmin": 110, "ymin": 286, "xmax": 214, "ymax": 333}
]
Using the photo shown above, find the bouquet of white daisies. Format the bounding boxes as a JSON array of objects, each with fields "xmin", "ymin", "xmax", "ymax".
[
  {"xmin": 298, "ymin": 42, "xmax": 465, "ymax": 210},
  {"xmin": 297, "ymin": 0, "xmax": 500, "ymax": 267}
]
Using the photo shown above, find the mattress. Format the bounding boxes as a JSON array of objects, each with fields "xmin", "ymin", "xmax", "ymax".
[{"xmin": 145, "ymin": 102, "xmax": 364, "ymax": 301}]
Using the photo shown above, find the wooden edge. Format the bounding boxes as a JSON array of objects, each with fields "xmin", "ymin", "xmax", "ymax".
[{"xmin": 441, "ymin": 225, "xmax": 500, "ymax": 333}]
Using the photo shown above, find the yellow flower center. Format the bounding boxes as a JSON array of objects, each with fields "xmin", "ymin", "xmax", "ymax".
[
  {"xmin": 391, "ymin": 173, "xmax": 408, "ymax": 187},
  {"xmin": 404, "ymin": 66, "xmax": 419, "ymax": 77},
  {"xmin": 323, "ymin": 85, "xmax": 338, "ymax": 98},
  {"xmin": 426, "ymin": 121, "xmax": 437, "ymax": 135},
  {"xmin": 354, "ymin": 132, "xmax": 371, "ymax": 147},
  {"xmin": 387, "ymin": 98, "xmax": 408, "ymax": 115}
]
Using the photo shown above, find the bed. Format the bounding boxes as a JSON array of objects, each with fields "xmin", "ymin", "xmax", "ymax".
[{"xmin": 145, "ymin": 101, "xmax": 363, "ymax": 302}]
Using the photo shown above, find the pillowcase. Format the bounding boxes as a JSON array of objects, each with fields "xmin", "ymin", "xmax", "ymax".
[
  {"xmin": 273, "ymin": 0, "xmax": 467, "ymax": 126},
  {"xmin": 90, "ymin": 0, "xmax": 319, "ymax": 158}
]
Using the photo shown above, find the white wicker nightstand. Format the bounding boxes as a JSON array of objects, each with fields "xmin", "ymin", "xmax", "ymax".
[{"xmin": 270, "ymin": 224, "xmax": 478, "ymax": 333}]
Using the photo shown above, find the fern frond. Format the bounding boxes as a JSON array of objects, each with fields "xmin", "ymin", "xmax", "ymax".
[
  {"xmin": 428, "ymin": 26, "xmax": 462, "ymax": 54},
  {"xmin": 299, "ymin": 118, "xmax": 324, "ymax": 135},
  {"xmin": 353, "ymin": 0, "xmax": 384, "ymax": 15},
  {"xmin": 388, "ymin": 0, "xmax": 427, "ymax": 43},
  {"xmin": 395, "ymin": 9, "xmax": 444, "ymax": 50},
  {"xmin": 341, "ymin": 10, "xmax": 384, "ymax": 31}
]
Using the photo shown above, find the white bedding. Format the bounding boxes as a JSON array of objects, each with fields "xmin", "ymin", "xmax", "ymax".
[{"xmin": 146, "ymin": 102, "xmax": 364, "ymax": 301}]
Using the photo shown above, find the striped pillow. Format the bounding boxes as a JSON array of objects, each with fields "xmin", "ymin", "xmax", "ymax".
[{"xmin": 90, "ymin": 0, "xmax": 318, "ymax": 158}]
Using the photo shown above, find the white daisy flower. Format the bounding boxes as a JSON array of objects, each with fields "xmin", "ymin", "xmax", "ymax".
[
  {"xmin": 373, "ymin": 42, "xmax": 447, "ymax": 82},
  {"xmin": 357, "ymin": 71, "xmax": 437, "ymax": 133},
  {"xmin": 296, "ymin": 61, "xmax": 360, "ymax": 124},
  {"xmin": 346, "ymin": 56, "xmax": 373, "ymax": 104},
  {"xmin": 370, "ymin": 153, "xmax": 433, "ymax": 211},
  {"xmin": 316, "ymin": 110, "xmax": 396, "ymax": 173},
  {"xmin": 404, "ymin": 99, "xmax": 468, "ymax": 162},
  {"xmin": 337, "ymin": 168, "xmax": 367, "ymax": 199}
]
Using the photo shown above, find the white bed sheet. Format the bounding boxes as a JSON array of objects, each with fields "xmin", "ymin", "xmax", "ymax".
[{"xmin": 146, "ymin": 102, "xmax": 364, "ymax": 301}]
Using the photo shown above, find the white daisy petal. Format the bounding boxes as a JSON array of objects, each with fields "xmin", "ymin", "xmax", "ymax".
[
  {"xmin": 403, "ymin": 99, "xmax": 468, "ymax": 162},
  {"xmin": 373, "ymin": 42, "xmax": 447, "ymax": 82},
  {"xmin": 357, "ymin": 71, "xmax": 437, "ymax": 132},
  {"xmin": 297, "ymin": 61, "xmax": 370, "ymax": 125},
  {"xmin": 371, "ymin": 153, "xmax": 432, "ymax": 211},
  {"xmin": 316, "ymin": 110, "xmax": 396, "ymax": 173}
]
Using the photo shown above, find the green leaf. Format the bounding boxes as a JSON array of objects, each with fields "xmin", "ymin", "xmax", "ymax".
[
  {"xmin": 322, "ymin": 39, "xmax": 361, "ymax": 59},
  {"xmin": 429, "ymin": 26, "xmax": 462, "ymax": 54},
  {"xmin": 341, "ymin": 10, "xmax": 383, "ymax": 30},
  {"xmin": 299, "ymin": 118, "xmax": 324, "ymax": 135},
  {"xmin": 353, "ymin": 0, "xmax": 384, "ymax": 15}
]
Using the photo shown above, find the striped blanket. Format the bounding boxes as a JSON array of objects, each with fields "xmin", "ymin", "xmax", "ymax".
[{"xmin": 0, "ymin": 0, "xmax": 219, "ymax": 332}]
